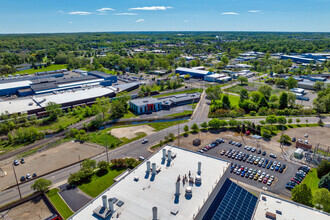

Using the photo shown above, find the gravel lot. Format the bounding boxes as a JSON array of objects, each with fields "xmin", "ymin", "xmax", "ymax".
[
  {"xmin": 0, "ymin": 141, "xmax": 105, "ymax": 190},
  {"xmin": 0, "ymin": 195, "xmax": 56, "ymax": 220}
]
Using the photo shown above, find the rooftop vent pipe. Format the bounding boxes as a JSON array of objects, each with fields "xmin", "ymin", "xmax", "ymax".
[
  {"xmin": 198, "ymin": 162, "xmax": 202, "ymax": 175},
  {"xmin": 168, "ymin": 150, "xmax": 172, "ymax": 162},
  {"xmin": 152, "ymin": 163, "xmax": 156, "ymax": 175},
  {"xmin": 162, "ymin": 148, "xmax": 166, "ymax": 160},
  {"xmin": 146, "ymin": 161, "xmax": 151, "ymax": 173},
  {"xmin": 175, "ymin": 179, "xmax": 180, "ymax": 196},
  {"xmin": 108, "ymin": 198, "xmax": 114, "ymax": 213},
  {"xmin": 152, "ymin": 207, "xmax": 158, "ymax": 220},
  {"xmin": 102, "ymin": 195, "xmax": 107, "ymax": 208}
]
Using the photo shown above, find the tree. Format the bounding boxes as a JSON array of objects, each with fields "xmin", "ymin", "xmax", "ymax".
[
  {"xmin": 221, "ymin": 55, "xmax": 229, "ymax": 65},
  {"xmin": 287, "ymin": 92, "xmax": 296, "ymax": 107},
  {"xmin": 200, "ymin": 122, "xmax": 208, "ymax": 130},
  {"xmin": 277, "ymin": 116, "xmax": 287, "ymax": 126},
  {"xmin": 266, "ymin": 115, "xmax": 277, "ymax": 125},
  {"xmin": 296, "ymin": 118, "xmax": 301, "ymax": 123},
  {"xmin": 318, "ymin": 173, "xmax": 330, "ymax": 190},
  {"xmin": 261, "ymin": 129, "xmax": 272, "ymax": 139},
  {"xmin": 269, "ymin": 94, "xmax": 279, "ymax": 103},
  {"xmin": 249, "ymin": 91, "xmax": 262, "ymax": 103},
  {"xmin": 191, "ymin": 123, "xmax": 199, "ymax": 132},
  {"xmin": 45, "ymin": 102, "xmax": 62, "ymax": 122},
  {"xmin": 314, "ymin": 188, "xmax": 330, "ymax": 211},
  {"xmin": 291, "ymin": 183, "xmax": 313, "ymax": 206},
  {"xmin": 279, "ymin": 92, "xmax": 288, "ymax": 109},
  {"xmin": 258, "ymin": 96, "xmax": 268, "ymax": 108},
  {"xmin": 184, "ymin": 125, "xmax": 189, "ymax": 133},
  {"xmin": 258, "ymin": 84, "xmax": 272, "ymax": 99},
  {"xmin": 280, "ymin": 134, "xmax": 291, "ymax": 145},
  {"xmin": 287, "ymin": 77, "xmax": 298, "ymax": 89},
  {"xmin": 318, "ymin": 118, "xmax": 324, "ymax": 126},
  {"xmin": 97, "ymin": 161, "xmax": 109, "ymax": 173},
  {"xmin": 219, "ymin": 120, "xmax": 228, "ymax": 128},
  {"xmin": 275, "ymin": 78, "xmax": 287, "ymax": 88},
  {"xmin": 82, "ymin": 159, "xmax": 96, "ymax": 170},
  {"xmin": 31, "ymin": 178, "xmax": 52, "ymax": 192},
  {"xmin": 222, "ymin": 95, "xmax": 231, "ymax": 109},
  {"xmin": 169, "ymin": 133, "xmax": 175, "ymax": 140},
  {"xmin": 208, "ymin": 118, "xmax": 221, "ymax": 130},
  {"xmin": 206, "ymin": 85, "xmax": 222, "ymax": 101},
  {"xmin": 237, "ymin": 76, "xmax": 248, "ymax": 85},
  {"xmin": 314, "ymin": 81, "xmax": 325, "ymax": 91},
  {"xmin": 239, "ymin": 89, "xmax": 249, "ymax": 102},
  {"xmin": 288, "ymin": 118, "xmax": 292, "ymax": 125},
  {"xmin": 316, "ymin": 160, "xmax": 330, "ymax": 178},
  {"xmin": 96, "ymin": 97, "xmax": 110, "ymax": 120}
]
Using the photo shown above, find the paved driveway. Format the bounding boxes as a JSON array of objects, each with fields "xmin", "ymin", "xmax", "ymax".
[{"xmin": 59, "ymin": 184, "xmax": 92, "ymax": 212}]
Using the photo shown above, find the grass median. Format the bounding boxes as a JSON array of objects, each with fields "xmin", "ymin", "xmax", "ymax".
[{"xmin": 46, "ymin": 188, "xmax": 73, "ymax": 219}]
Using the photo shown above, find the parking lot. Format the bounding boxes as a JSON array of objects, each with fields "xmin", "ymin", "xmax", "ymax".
[{"xmin": 197, "ymin": 138, "xmax": 300, "ymax": 197}]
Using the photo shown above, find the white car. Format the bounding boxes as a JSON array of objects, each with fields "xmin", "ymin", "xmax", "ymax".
[
  {"xmin": 304, "ymin": 140, "xmax": 308, "ymax": 144},
  {"xmin": 305, "ymin": 133, "xmax": 308, "ymax": 138},
  {"xmin": 26, "ymin": 173, "xmax": 31, "ymax": 179}
]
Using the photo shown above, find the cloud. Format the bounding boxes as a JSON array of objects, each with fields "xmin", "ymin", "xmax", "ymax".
[
  {"xmin": 97, "ymin": 8, "xmax": 115, "ymax": 12},
  {"xmin": 222, "ymin": 12, "xmax": 239, "ymax": 15},
  {"xmin": 136, "ymin": 19, "xmax": 145, "ymax": 23},
  {"xmin": 248, "ymin": 10, "xmax": 261, "ymax": 13},
  {"xmin": 129, "ymin": 6, "xmax": 172, "ymax": 11},
  {"xmin": 114, "ymin": 13, "xmax": 137, "ymax": 16},
  {"xmin": 68, "ymin": 21, "xmax": 73, "ymax": 24},
  {"xmin": 57, "ymin": 10, "xmax": 64, "ymax": 13},
  {"xmin": 184, "ymin": 20, "xmax": 188, "ymax": 23},
  {"xmin": 68, "ymin": 11, "xmax": 92, "ymax": 15}
]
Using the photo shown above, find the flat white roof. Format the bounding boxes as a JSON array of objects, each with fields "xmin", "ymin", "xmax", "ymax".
[
  {"xmin": 204, "ymin": 74, "xmax": 225, "ymax": 78},
  {"xmin": 0, "ymin": 80, "xmax": 32, "ymax": 90},
  {"xmin": 176, "ymin": 67, "xmax": 211, "ymax": 75},
  {"xmin": 253, "ymin": 194, "xmax": 329, "ymax": 220},
  {"xmin": 70, "ymin": 145, "xmax": 230, "ymax": 220},
  {"xmin": 58, "ymin": 78, "xmax": 104, "ymax": 88},
  {"xmin": 0, "ymin": 87, "xmax": 115, "ymax": 114}
]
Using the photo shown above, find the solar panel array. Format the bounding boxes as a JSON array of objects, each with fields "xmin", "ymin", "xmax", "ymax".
[{"xmin": 202, "ymin": 179, "xmax": 258, "ymax": 220}]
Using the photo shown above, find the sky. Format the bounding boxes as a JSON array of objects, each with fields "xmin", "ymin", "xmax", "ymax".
[{"xmin": 0, "ymin": 0, "xmax": 330, "ymax": 33}]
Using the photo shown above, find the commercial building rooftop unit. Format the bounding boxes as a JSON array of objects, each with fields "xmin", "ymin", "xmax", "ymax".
[
  {"xmin": 253, "ymin": 193, "xmax": 330, "ymax": 220},
  {"xmin": 69, "ymin": 145, "xmax": 230, "ymax": 220}
]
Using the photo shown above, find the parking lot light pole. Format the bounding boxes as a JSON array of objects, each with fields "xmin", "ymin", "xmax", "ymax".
[{"xmin": 12, "ymin": 164, "xmax": 22, "ymax": 200}]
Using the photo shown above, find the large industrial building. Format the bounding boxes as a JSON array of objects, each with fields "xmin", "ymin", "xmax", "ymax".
[
  {"xmin": 129, "ymin": 92, "xmax": 201, "ymax": 114},
  {"xmin": 175, "ymin": 67, "xmax": 212, "ymax": 79},
  {"xmin": 69, "ymin": 145, "xmax": 330, "ymax": 220}
]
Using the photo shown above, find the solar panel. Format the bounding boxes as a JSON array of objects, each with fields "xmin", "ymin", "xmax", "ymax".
[{"xmin": 202, "ymin": 179, "xmax": 258, "ymax": 220}]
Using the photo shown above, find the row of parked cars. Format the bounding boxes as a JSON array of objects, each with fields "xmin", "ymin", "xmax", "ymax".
[
  {"xmin": 230, "ymin": 162, "xmax": 275, "ymax": 186},
  {"xmin": 220, "ymin": 149, "xmax": 286, "ymax": 173},
  {"xmin": 285, "ymin": 165, "xmax": 310, "ymax": 190},
  {"xmin": 197, "ymin": 138, "xmax": 225, "ymax": 153},
  {"xmin": 228, "ymin": 140, "xmax": 277, "ymax": 158},
  {"xmin": 20, "ymin": 173, "xmax": 37, "ymax": 182},
  {"xmin": 13, "ymin": 158, "xmax": 25, "ymax": 166}
]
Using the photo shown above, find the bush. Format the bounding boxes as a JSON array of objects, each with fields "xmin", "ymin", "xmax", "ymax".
[
  {"xmin": 191, "ymin": 123, "xmax": 199, "ymax": 132},
  {"xmin": 31, "ymin": 178, "xmax": 52, "ymax": 192},
  {"xmin": 316, "ymin": 160, "xmax": 330, "ymax": 179},
  {"xmin": 261, "ymin": 129, "xmax": 272, "ymax": 139},
  {"xmin": 82, "ymin": 159, "xmax": 97, "ymax": 169},
  {"xmin": 97, "ymin": 161, "xmax": 109, "ymax": 173},
  {"xmin": 318, "ymin": 173, "xmax": 330, "ymax": 190},
  {"xmin": 250, "ymin": 111, "xmax": 256, "ymax": 116},
  {"xmin": 280, "ymin": 134, "xmax": 291, "ymax": 145}
]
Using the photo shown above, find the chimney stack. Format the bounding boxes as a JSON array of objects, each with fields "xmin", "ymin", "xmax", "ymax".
[
  {"xmin": 175, "ymin": 180, "xmax": 180, "ymax": 195},
  {"xmin": 167, "ymin": 150, "xmax": 172, "ymax": 162},
  {"xmin": 152, "ymin": 163, "xmax": 156, "ymax": 175},
  {"xmin": 198, "ymin": 162, "xmax": 202, "ymax": 175},
  {"xmin": 152, "ymin": 207, "xmax": 158, "ymax": 220},
  {"xmin": 102, "ymin": 195, "xmax": 107, "ymax": 209},
  {"xmin": 146, "ymin": 161, "xmax": 151, "ymax": 173},
  {"xmin": 108, "ymin": 198, "xmax": 114, "ymax": 213},
  {"xmin": 162, "ymin": 148, "xmax": 166, "ymax": 160}
]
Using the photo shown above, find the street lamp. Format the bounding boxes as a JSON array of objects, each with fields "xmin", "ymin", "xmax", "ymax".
[{"xmin": 12, "ymin": 164, "xmax": 22, "ymax": 200}]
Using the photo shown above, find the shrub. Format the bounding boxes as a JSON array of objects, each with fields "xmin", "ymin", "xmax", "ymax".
[
  {"xmin": 318, "ymin": 173, "xmax": 330, "ymax": 190},
  {"xmin": 250, "ymin": 111, "xmax": 256, "ymax": 116},
  {"xmin": 316, "ymin": 160, "xmax": 330, "ymax": 178}
]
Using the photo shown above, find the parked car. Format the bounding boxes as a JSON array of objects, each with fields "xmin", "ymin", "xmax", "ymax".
[
  {"xmin": 20, "ymin": 176, "xmax": 26, "ymax": 182},
  {"xmin": 251, "ymin": 148, "xmax": 256, "ymax": 152},
  {"xmin": 262, "ymin": 151, "xmax": 266, "ymax": 156},
  {"xmin": 26, "ymin": 173, "xmax": 31, "ymax": 179},
  {"xmin": 142, "ymin": 139, "xmax": 149, "ymax": 144},
  {"xmin": 13, "ymin": 160, "xmax": 19, "ymax": 166},
  {"xmin": 20, "ymin": 158, "xmax": 25, "ymax": 164},
  {"xmin": 257, "ymin": 150, "xmax": 262, "ymax": 154},
  {"xmin": 32, "ymin": 173, "xmax": 37, "ymax": 178},
  {"xmin": 292, "ymin": 137, "xmax": 296, "ymax": 142},
  {"xmin": 270, "ymin": 153, "xmax": 277, "ymax": 158}
]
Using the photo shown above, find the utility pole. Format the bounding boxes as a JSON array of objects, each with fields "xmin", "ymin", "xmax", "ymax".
[
  {"xmin": 104, "ymin": 131, "xmax": 109, "ymax": 163},
  {"xmin": 79, "ymin": 155, "xmax": 81, "ymax": 169},
  {"xmin": 177, "ymin": 123, "xmax": 180, "ymax": 147},
  {"xmin": 12, "ymin": 164, "xmax": 22, "ymax": 200}
]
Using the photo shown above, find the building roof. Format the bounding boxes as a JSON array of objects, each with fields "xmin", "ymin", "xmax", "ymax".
[
  {"xmin": 253, "ymin": 194, "xmax": 330, "ymax": 220},
  {"xmin": 130, "ymin": 97, "xmax": 161, "ymax": 106},
  {"xmin": 89, "ymin": 71, "xmax": 115, "ymax": 79},
  {"xmin": 0, "ymin": 80, "xmax": 32, "ymax": 90},
  {"xmin": 69, "ymin": 145, "xmax": 230, "ymax": 220},
  {"xmin": 176, "ymin": 67, "xmax": 211, "ymax": 75},
  {"xmin": 204, "ymin": 74, "xmax": 225, "ymax": 78}
]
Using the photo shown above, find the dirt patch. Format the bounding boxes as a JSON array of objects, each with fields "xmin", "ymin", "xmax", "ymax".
[
  {"xmin": 0, "ymin": 141, "xmax": 105, "ymax": 190},
  {"xmin": 0, "ymin": 195, "xmax": 55, "ymax": 220},
  {"xmin": 110, "ymin": 125, "xmax": 155, "ymax": 139}
]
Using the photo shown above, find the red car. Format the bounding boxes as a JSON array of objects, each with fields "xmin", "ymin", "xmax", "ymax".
[
  {"xmin": 246, "ymin": 131, "xmax": 251, "ymax": 135},
  {"xmin": 263, "ymin": 178, "xmax": 268, "ymax": 184}
]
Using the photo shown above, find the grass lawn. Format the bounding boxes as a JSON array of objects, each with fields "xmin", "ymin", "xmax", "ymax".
[
  {"xmin": 154, "ymin": 88, "xmax": 203, "ymax": 98},
  {"xmin": 147, "ymin": 119, "xmax": 188, "ymax": 131},
  {"xmin": 78, "ymin": 168, "xmax": 125, "ymax": 197},
  {"xmin": 165, "ymin": 110, "xmax": 193, "ymax": 117},
  {"xmin": 120, "ymin": 132, "xmax": 147, "ymax": 145},
  {"xmin": 87, "ymin": 130, "xmax": 122, "ymax": 147},
  {"xmin": 122, "ymin": 110, "xmax": 137, "ymax": 119},
  {"xmin": 225, "ymin": 82, "xmax": 286, "ymax": 95},
  {"xmin": 301, "ymin": 169, "xmax": 320, "ymax": 205},
  {"xmin": 46, "ymin": 188, "xmax": 73, "ymax": 219},
  {"xmin": 226, "ymin": 94, "xmax": 240, "ymax": 107},
  {"xmin": 37, "ymin": 115, "xmax": 80, "ymax": 132},
  {"xmin": 15, "ymin": 64, "xmax": 67, "ymax": 75}
]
